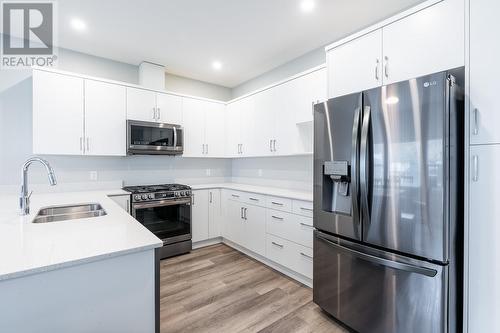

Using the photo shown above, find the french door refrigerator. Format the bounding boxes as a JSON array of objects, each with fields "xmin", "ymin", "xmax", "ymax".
[{"xmin": 313, "ymin": 69, "xmax": 463, "ymax": 333}]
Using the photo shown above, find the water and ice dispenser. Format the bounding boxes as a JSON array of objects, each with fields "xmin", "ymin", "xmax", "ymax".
[{"xmin": 322, "ymin": 160, "xmax": 352, "ymax": 215}]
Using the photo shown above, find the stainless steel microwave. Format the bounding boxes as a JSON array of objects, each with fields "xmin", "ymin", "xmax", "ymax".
[{"xmin": 127, "ymin": 120, "xmax": 183, "ymax": 155}]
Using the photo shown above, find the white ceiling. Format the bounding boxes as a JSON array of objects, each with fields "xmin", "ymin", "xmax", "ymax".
[{"xmin": 57, "ymin": 0, "xmax": 425, "ymax": 88}]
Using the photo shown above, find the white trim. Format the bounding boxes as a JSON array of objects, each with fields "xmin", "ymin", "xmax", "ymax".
[
  {"xmin": 221, "ymin": 238, "xmax": 312, "ymax": 288},
  {"xmin": 226, "ymin": 64, "xmax": 326, "ymax": 104},
  {"xmin": 31, "ymin": 66, "xmax": 227, "ymax": 105},
  {"xmin": 192, "ymin": 237, "xmax": 222, "ymax": 249},
  {"xmin": 324, "ymin": 0, "xmax": 443, "ymax": 52}
]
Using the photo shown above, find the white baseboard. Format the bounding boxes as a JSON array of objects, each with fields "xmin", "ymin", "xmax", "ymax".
[{"xmin": 192, "ymin": 237, "xmax": 222, "ymax": 249}]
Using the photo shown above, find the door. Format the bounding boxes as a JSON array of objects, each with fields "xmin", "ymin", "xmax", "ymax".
[
  {"xmin": 156, "ymin": 93, "xmax": 183, "ymax": 125},
  {"xmin": 469, "ymin": 145, "xmax": 500, "ymax": 332},
  {"xmin": 192, "ymin": 190, "xmax": 209, "ymax": 242},
  {"xmin": 382, "ymin": 0, "xmax": 464, "ymax": 85},
  {"xmin": 313, "ymin": 231, "xmax": 446, "ymax": 333},
  {"xmin": 295, "ymin": 68, "xmax": 327, "ymax": 124},
  {"xmin": 84, "ymin": 80, "xmax": 126, "ymax": 156},
  {"xmin": 225, "ymin": 199, "xmax": 244, "ymax": 244},
  {"xmin": 239, "ymin": 96, "xmax": 256, "ymax": 156},
  {"xmin": 362, "ymin": 72, "xmax": 454, "ymax": 262},
  {"xmin": 208, "ymin": 189, "xmax": 222, "ymax": 238},
  {"xmin": 470, "ymin": 0, "xmax": 500, "ymax": 144},
  {"xmin": 33, "ymin": 70, "xmax": 84, "ymax": 155},
  {"xmin": 327, "ymin": 29, "xmax": 382, "ymax": 98},
  {"xmin": 243, "ymin": 204, "xmax": 266, "ymax": 256},
  {"xmin": 204, "ymin": 102, "xmax": 226, "ymax": 157},
  {"xmin": 126, "ymin": 87, "xmax": 157, "ymax": 122},
  {"xmin": 182, "ymin": 97, "xmax": 206, "ymax": 157},
  {"xmin": 253, "ymin": 88, "xmax": 277, "ymax": 156},
  {"xmin": 275, "ymin": 81, "xmax": 298, "ymax": 156},
  {"xmin": 313, "ymin": 93, "xmax": 362, "ymax": 240},
  {"xmin": 225, "ymin": 102, "xmax": 241, "ymax": 157}
]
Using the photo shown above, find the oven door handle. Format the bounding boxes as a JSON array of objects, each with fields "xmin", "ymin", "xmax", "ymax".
[{"xmin": 132, "ymin": 198, "xmax": 191, "ymax": 209}]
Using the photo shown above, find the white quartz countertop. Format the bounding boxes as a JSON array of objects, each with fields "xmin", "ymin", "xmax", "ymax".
[
  {"xmin": 189, "ymin": 183, "xmax": 313, "ymax": 202},
  {"xmin": 0, "ymin": 189, "xmax": 162, "ymax": 281}
]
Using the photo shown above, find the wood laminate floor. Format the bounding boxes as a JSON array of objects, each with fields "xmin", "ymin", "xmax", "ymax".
[{"xmin": 159, "ymin": 244, "xmax": 348, "ymax": 333}]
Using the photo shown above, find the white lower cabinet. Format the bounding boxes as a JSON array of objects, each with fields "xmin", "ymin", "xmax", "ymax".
[
  {"xmin": 266, "ymin": 234, "xmax": 313, "ymax": 279},
  {"xmin": 109, "ymin": 194, "xmax": 130, "ymax": 214},
  {"xmin": 266, "ymin": 210, "xmax": 314, "ymax": 249},
  {"xmin": 191, "ymin": 190, "xmax": 209, "ymax": 243},
  {"xmin": 208, "ymin": 189, "xmax": 222, "ymax": 238}
]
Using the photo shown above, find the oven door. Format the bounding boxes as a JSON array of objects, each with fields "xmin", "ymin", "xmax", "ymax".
[
  {"xmin": 127, "ymin": 120, "xmax": 183, "ymax": 155},
  {"xmin": 132, "ymin": 198, "xmax": 191, "ymax": 244}
]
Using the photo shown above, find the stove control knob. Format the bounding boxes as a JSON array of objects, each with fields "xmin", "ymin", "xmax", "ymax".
[
  {"xmin": 175, "ymin": 192, "xmax": 180, "ymax": 197},
  {"xmin": 134, "ymin": 195, "xmax": 141, "ymax": 201},
  {"xmin": 141, "ymin": 194, "xmax": 148, "ymax": 200},
  {"xmin": 180, "ymin": 191, "xmax": 185, "ymax": 196},
  {"xmin": 148, "ymin": 194, "xmax": 154, "ymax": 199}
]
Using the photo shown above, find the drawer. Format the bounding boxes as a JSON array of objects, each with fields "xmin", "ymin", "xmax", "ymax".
[
  {"xmin": 242, "ymin": 192, "xmax": 266, "ymax": 206},
  {"xmin": 266, "ymin": 196, "xmax": 292, "ymax": 212},
  {"xmin": 226, "ymin": 190, "xmax": 245, "ymax": 202},
  {"xmin": 292, "ymin": 200, "xmax": 313, "ymax": 217},
  {"xmin": 266, "ymin": 234, "xmax": 313, "ymax": 279},
  {"xmin": 266, "ymin": 210, "xmax": 314, "ymax": 248}
]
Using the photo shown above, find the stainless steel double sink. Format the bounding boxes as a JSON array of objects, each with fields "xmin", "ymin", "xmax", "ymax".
[{"xmin": 32, "ymin": 203, "xmax": 107, "ymax": 223}]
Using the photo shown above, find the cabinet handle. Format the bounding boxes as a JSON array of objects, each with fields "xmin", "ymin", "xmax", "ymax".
[
  {"xmin": 300, "ymin": 252, "xmax": 313, "ymax": 259},
  {"xmin": 209, "ymin": 192, "xmax": 212, "ymax": 203},
  {"xmin": 126, "ymin": 200, "xmax": 130, "ymax": 213},
  {"xmin": 192, "ymin": 193, "xmax": 195, "ymax": 205},
  {"xmin": 86, "ymin": 137, "xmax": 90, "ymax": 152},
  {"xmin": 206, "ymin": 144, "xmax": 209, "ymax": 155},
  {"xmin": 244, "ymin": 207, "xmax": 248, "ymax": 220},
  {"xmin": 300, "ymin": 222, "xmax": 314, "ymax": 229},
  {"xmin": 231, "ymin": 194, "xmax": 240, "ymax": 198},
  {"xmin": 271, "ymin": 241, "xmax": 284, "ymax": 248},
  {"xmin": 271, "ymin": 202, "xmax": 283, "ymax": 206},
  {"xmin": 241, "ymin": 144, "xmax": 244, "ymax": 154},
  {"xmin": 157, "ymin": 108, "xmax": 161, "ymax": 120},
  {"xmin": 271, "ymin": 215, "xmax": 284, "ymax": 221},
  {"xmin": 241, "ymin": 207, "xmax": 244, "ymax": 219},
  {"xmin": 375, "ymin": 59, "xmax": 380, "ymax": 81},
  {"xmin": 384, "ymin": 56, "xmax": 389, "ymax": 79},
  {"xmin": 472, "ymin": 155, "xmax": 479, "ymax": 182},
  {"xmin": 473, "ymin": 108, "xmax": 479, "ymax": 135},
  {"xmin": 300, "ymin": 207, "xmax": 313, "ymax": 212},
  {"xmin": 202, "ymin": 144, "xmax": 205, "ymax": 154},
  {"xmin": 152, "ymin": 107, "xmax": 156, "ymax": 120},
  {"xmin": 272, "ymin": 140, "xmax": 276, "ymax": 152},
  {"xmin": 269, "ymin": 140, "xmax": 273, "ymax": 152},
  {"xmin": 80, "ymin": 137, "xmax": 83, "ymax": 152},
  {"xmin": 249, "ymin": 197, "xmax": 259, "ymax": 201}
]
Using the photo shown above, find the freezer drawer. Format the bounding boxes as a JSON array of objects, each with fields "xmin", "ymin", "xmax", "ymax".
[{"xmin": 313, "ymin": 231, "xmax": 449, "ymax": 333}]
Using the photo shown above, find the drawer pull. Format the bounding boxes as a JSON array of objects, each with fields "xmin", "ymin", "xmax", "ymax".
[
  {"xmin": 300, "ymin": 207, "xmax": 313, "ymax": 212},
  {"xmin": 232, "ymin": 194, "xmax": 240, "ymax": 198},
  {"xmin": 300, "ymin": 222, "xmax": 314, "ymax": 229},
  {"xmin": 300, "ymin": 252, "xmax": 313, "ymax": 259},
  {"xmin": 271, "ymin": 202, "xmax": 284, "ymax": 206},
  {"xmin": 271, "ymin": 241, "xmax": 284, "ymax": 248},
  {"xmin": 249, "ymin": 197, "xmax": 259, "ymax": 201},
  {"xmin": 271, "ymin": 215, "xmax": 284, "ymax": 221}
]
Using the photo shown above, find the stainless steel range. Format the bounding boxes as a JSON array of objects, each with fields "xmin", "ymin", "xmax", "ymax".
[{"xmin": 123, "ymin": 184, "xmax": 192, "ymax": 259}]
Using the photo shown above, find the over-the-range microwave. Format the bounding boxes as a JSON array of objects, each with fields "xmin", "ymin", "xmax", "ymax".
[{"xmin": 127, "ymin": 120, "xmax": 184, "ymax": 155}]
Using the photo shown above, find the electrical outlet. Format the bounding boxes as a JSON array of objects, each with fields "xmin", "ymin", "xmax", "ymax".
[
  {"xmin": 258, "ymin": 169, "xmax": 263, "ymax": 177},
  {"xmin": 89, "ymin": 171, "xmax": 98, "ymax": 181},
  {"xmin": 206, "ymin": 168, "xmax": 211, "ymax": 176}
]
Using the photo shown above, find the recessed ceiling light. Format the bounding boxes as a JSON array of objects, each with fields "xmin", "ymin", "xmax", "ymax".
[
  {"xmin": 300, "ymin": 0, "xmax": 316, "ymax": 13},
  {"xmin": 212, "ymin": 61, "xmax": 223, "ymax": 71},
  {"xmin": 71, "ymin": 18, "xmax": 87, "ymax": 32}
]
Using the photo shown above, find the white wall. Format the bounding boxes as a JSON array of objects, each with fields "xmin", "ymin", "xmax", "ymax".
[{"xmin": 165, "ymin": 72, "xmax": 232, "ymax": 101}]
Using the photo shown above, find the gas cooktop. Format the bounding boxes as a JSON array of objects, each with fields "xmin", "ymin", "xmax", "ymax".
[{"xmin": 123, "ymin": 184, "xmax": 192, "ymax": 202}]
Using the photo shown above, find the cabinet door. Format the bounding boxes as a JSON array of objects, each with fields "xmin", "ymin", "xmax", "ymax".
[
  {"xmin": 208, "ymin": 190, "xmax": 222, "ymax": 238},
  {"xmin": 109, "ymin": 195, "xmax": 130, "ymax": 214},
  {"xmin": 205, "ymin": 102, "xmax": 226, "ymax": 157},
  {"xmin": 327, "ymin": 29, "xmax": 382, "ymax": 98},
  {"xmin": 84, "ymin": 80, "xmax": 126, "ymax": 156},
  {"xmin": 33, "ymin": 70, "xmax": 84, "ymax": 155},
  {"xmin": 295, "ymin": 68, "xmax": 327, "ymax": 124},
  {"xmin": 469, "ymin": 145, "xmax": 500, "ymax": 332},
  {"xmin": 192, "ymin": 190, "xmax": 209, "ymax": 243},
  {"xmin": 182, "ymin": 97, "xmax": 206, "ymax": 157},
  {"xmin": 274, "ymin": 81, "xmax": 298, "ymax": 156},
  {"xmin": 244, "ymin": 204, "xmax": 266, "ymax": 256},
  {"xmin": 239, "ymin": 96, "xmax": 256, "ymax": 157},
  {"xmin": 382, "ymin": 0, "xmax": 464, "ymax": 85},
  {"xmin": 470, "ymin": 0, "xmax": 500, "ymax": 144},
  {"xmin": 224, "ymin": 200, "xmax": 244, "ymax": 244},
  {"xmin": 156, "ymin": 93, "xmax": 183, "ymax": 125},
  {"xmin": 126, "ymin": 87, "xmax": 157, "ymax": 122},
  {"xmin": 253, "ymin": 88, "xmax": 278, "ymax": 157},
  {"xmin": 225, "ymin": 102, "xmax": 241, "ymax": 157}
]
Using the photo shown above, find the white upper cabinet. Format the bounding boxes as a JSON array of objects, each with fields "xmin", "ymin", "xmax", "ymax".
[
  {"xmin": 204, "ymin": 102, "xmax": 226, "ymax": 158},
  {"xmin": 253, "ymin": 88, "xmax": 278, "ymax": 157},
  {"xmin": 238, "ymin": 96, "xmax": 256, "ymax": 157},
  {"xmin": 126, "ymin": 87, "xmax": 157, "ymax": 122},
  {"xmin": 182, "ymin": 98, "xmax": 206, "ymax": 157},
  {"xmin": 382, "ymin": 0, "xmax": 464, "ymax": 85},
  {"xmin": 327, "ymin": 30, "xmax": 383, "ymax": 98},
  {"xmin": 274, "ymin": 81, "xmax": 298, "ymax": 156},
  {"xmin": 469, "ymin": 0, "xmax": 500, "ymax": 144},
  {"xmin": 294, "ymin": 68, "xmax": 326, "ymax": 123},
  {"xmin": 84, "ymin": 80, "xmax": 126, "ymax": 156},
  {"xmin": 156, "ymin": 93, "xmax": 183, "ymax": 125},
  {"xmin": 33, "ymin": 70, "xmax": 84, "ymax": 155},
  {"xmin": 225, "ymin": 102, "xmax": 241, "ymax": 157}
]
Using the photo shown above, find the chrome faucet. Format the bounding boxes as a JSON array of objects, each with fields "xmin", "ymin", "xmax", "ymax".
[{"xmin": 20, "ymin": 157, "xmax": 57, "ymax": 215}]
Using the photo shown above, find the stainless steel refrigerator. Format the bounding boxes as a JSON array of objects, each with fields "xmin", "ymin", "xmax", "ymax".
[{"xmin": 313, "ymin": 69, "xmax": 463, "ymax": 333}]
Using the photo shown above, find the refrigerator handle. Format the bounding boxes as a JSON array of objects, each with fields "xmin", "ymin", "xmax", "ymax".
[
  {"xmin": 316, "ymin": 232, "xmax": 438, "ymax": 277},
  {"xmin": 360, "ymin": 105, "xmax": 371, "ymax": 227},
  {"xmin": 351, "ymin": 107, "xmax": 362, "ymax": 234}
]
